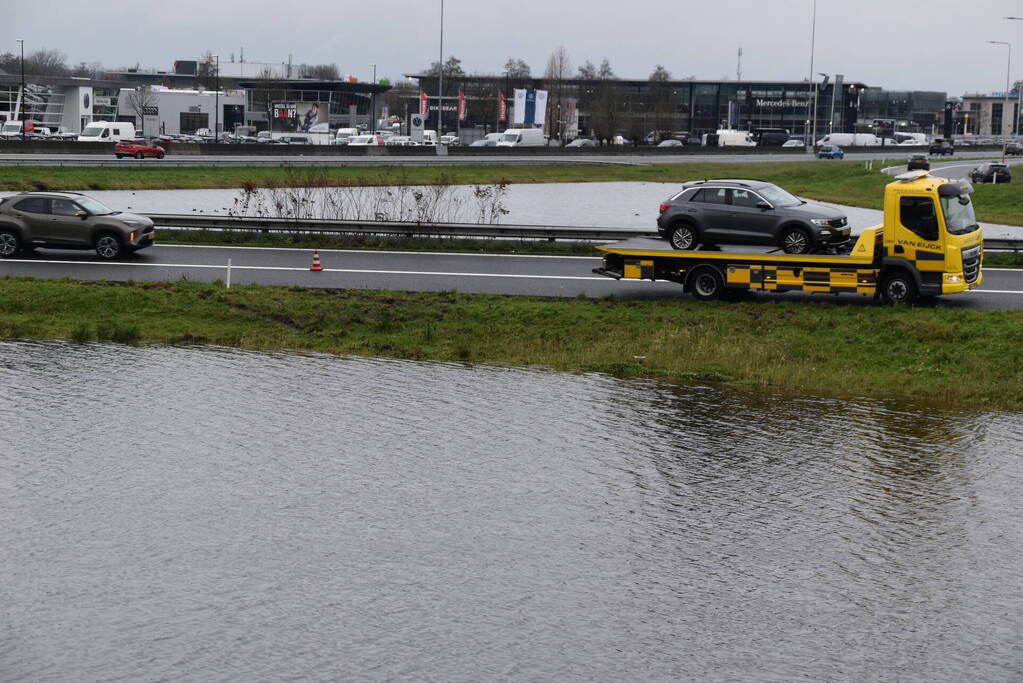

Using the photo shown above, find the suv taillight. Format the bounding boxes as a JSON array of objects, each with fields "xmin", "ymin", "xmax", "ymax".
[{"xmin": 659, "ymin": 203, "xmax": 670, "ymax": 213}]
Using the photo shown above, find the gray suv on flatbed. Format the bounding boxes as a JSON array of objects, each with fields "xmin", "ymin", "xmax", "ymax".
[
  {"xmin": 0, "ymin": 191, "xmax": 155, "ymax": 259},
  {"xmin": 656, "ymin": 179, "xmax": 850, "ymax": 254}
]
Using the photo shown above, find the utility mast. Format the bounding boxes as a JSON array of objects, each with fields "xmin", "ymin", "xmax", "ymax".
[{"xmin": 737, "ymin": 45, "xmax": 743, "ymax": 81}]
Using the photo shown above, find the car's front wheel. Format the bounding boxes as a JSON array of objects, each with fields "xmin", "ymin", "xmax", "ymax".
[
  {"xmin": 94, "ymin": 233, "xmax": 123, "ymax": 259},
  {"xmin": 881, "ymin": 271, "xmax": 918, "ymax": 304},
  {"xmin": 781, "ymin": 227, "xmax": 811, "ymax": 254},
  {"xmin": 135, "ymin": 151, "xmax": 144, "ymax": 160},
  {"xmin": 115, "ymin": 153, "xmax": 124, "ymax": 159},
  {"xmin": 156, "ymin": 151, "xmax": 165, "ymax": 159},
  {"xmin": 668, "ymin": 222, "xmax": 698, "ymax": 250},
  {"xmin": 0, "ymin": 229, "xmax": 21, "ymax": 258}
]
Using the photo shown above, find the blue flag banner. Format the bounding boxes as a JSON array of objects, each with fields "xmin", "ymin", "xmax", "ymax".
[{"xmin": 512, "ymin": 89, "xmax": 548, "ymax": 127}]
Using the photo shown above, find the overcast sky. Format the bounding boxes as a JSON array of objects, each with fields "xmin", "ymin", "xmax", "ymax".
[{"xmin": 2, "ymin": 0, "xmax": 1021, "ymax": 95}]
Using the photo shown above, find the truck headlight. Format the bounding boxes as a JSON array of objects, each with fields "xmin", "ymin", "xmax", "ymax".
[{"xmin": 945, "ymin": 274, "xmax": 962, "ymax": 283}]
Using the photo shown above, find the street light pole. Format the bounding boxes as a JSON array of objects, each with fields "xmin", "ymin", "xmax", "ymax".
[
  {"xmin": 370, "ymin": 63, "xmax": 376, "ymax": 134},
  {"xmin": 17, "ymin": 39, "xmax": 25, "ymax": 142},
  {"xmin": 989, "ymin": 41, "xmax": 1011, "ymax": 162},
  {"xmin": 1008, "ymin": 17, "xmax": 1022, "ymax": 138},
  {"xmin": 806, "ymin": 0, "xmax": 817, "ymax": 151},
  {"xmin": 437, "ymin": 0, "xmax": 444, "ymax": 137},
  {"xmin": 212, "ymin": 54, "xmax": 220, "ymax": 142}
]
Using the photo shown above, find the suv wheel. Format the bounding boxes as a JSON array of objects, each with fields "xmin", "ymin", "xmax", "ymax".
[
  {"xmin": 781, "ymin": 228, "xmax": 811, "ymax": 254},
  {"xmin": 94, "ymin": 233, "xmax": 123, "ymax": 259},
  {"xmin": 669, "ymin": 223, "xmax": 698, "ymax": 250},
  {"xmin": 0, "ymin": 229, "xmax": 21, "ymax": 258},
  {"xmin": 135, "ymin": 151, "xmax": 144, "ymax": 160}
]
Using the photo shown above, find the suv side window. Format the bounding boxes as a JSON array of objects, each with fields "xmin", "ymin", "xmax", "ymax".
[
  {"xmin": 50, "ymin": 199, "xmax": 78, "ymax": 216},
  {"xmin": 729, "ymin": 189, "xmax": 763, "ymax": 208},
  {"xmin": 899, "ymin": 196, "xmax": 939, "ymax": 241},
  {"xmin": 692, "ymin": 188, "xmax": 728, "ymax": 204},
  {"xmin": 14, "ymin": 197, "xmax": 50, "ymax": 214}
]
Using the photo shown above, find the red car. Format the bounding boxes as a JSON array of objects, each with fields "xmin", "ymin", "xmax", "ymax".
[{"xmin": 114, "ymin": 139, "xmax": 165, "ymax": 159}]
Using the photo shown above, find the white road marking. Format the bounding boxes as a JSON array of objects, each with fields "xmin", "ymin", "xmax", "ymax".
[{"xmin": 0, "ymin": 258, "xmax": 633, "ymax": 281}]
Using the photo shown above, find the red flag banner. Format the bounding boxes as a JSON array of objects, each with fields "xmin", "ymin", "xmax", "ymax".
[
  {"xmin": 458, "ymin": 90, "xmax": 466, "ymax": 121},
  {"xmin": 498, "ymin": 91, "xmax": 506, "ymax": 122},
  {"xmin": 419, "ymin": 91, "xmax": 427, "ymax": 116}
]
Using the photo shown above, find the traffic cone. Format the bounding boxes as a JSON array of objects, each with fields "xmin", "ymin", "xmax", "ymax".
[{"xmin": 310, "ymin": 248, "xmax": 323, "ymax": 272}]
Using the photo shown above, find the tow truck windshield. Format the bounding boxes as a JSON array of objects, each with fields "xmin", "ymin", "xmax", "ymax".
[{"xmin": 940, "ymin": 195, "xmax": 978, "ymax": 235}]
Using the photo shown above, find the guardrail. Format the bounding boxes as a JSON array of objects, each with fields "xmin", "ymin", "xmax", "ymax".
[
  {"xmin": 144, "ymin": 214, "xmax": 648, "ymax": 241},
  {"xmin": 145, "ymin": 213, "xmax": 1023, "ymax": 251}
]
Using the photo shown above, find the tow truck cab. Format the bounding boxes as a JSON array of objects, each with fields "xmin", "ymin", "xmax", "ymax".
[{"xmin": 594, "ymin": 172, "xmax": 983, "ymax": 304}]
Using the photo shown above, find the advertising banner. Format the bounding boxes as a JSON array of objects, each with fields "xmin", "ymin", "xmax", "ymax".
[
  {"xmin": 273, "ymin": 101, "xmax": 325, "ymax": 132},
  {"xmin": 419, "ymin": 91, "xmax": 427, "ymax": 116},
  {"xmin": 512, "ymin": 89, "xmax": 547, "ymax": 126},
  {"xmin": 458, "ymin": 90, "xmax": 466, "ymax": 121},
  {"xmin": 498, "ymin": 91, "xmax": 506, "ymax": 122}
]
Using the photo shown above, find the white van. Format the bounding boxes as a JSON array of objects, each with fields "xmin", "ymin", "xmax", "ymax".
[
  {"xmin": 0, "ymin": 121, "xmax": 48, "ymax": 138},
  {"xmin": 78, "ymin": 121, "xmax": 136, "ymax": 142},
  {"xmin": 333, "ymin": 127, "xmax": 359, "ymax": 145},
  {"xmin": 815, "ymin": 133, "xmax": 880, "ymax": 147},
  {"xmin": 497, "ymin": 128, "xmax": 545, "ymax": 147},
  {"xmin": 716, "ymin": 129, "xmax": 756, "ymax": 147}
]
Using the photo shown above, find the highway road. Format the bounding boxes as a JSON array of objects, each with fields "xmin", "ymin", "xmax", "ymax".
[
  {"xmin": 2, "ymin": 243, "xmax": 1021, "ymax": 310},
  {"xmin": 884, "ymin": 157, "xmax": 1023, "ymax": 179},
  {"xmin": 0, "ymin": 150, "xmax": 1006, "ymax": 167}
]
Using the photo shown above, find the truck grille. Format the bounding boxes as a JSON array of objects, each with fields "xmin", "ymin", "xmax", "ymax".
[{"xmin": 961, "ymin": 245, "xmax": 981, "ymax": 284}]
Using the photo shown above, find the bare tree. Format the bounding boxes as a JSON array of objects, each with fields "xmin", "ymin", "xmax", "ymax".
[
  {"xmin": 71, "ymin": 61, "xmax": 105, "ymax": 79},
  {"xmin": 577, "ymin": 61, "xmax": 597, "ymax": 79},
  {"xmin": 544, "ymin": 46, "xmax": 572, "ymax": 143},
  {"xmin": 300, "ymin": 63, "xmax": 340, "ymax": 80},
  {"xmin": 250, "ymin": 67, "xmax": 291, "ymax": 134},
  {"xmin": 423, "ymin": 56, "xmax": 465, "ymax": 78},
  {"xmin": 124, "ymin": 87, "xmax": 159, "ymax": 129},
  {"xmin": 195, "ymin": 51, "xmax": 217, "ymax": 90},
  {"xmin": 649, "ymin": 65, "xmax": 675, "ymax": 138},
  {"xmin": 598, "ymin": 59, "xmax": 615, "ymax": 79},
  {"xmin": 0, "ymin": 49, "xmax": 69, "ymax": 76},
  {"xmin": 503, "ymin": 58, "xmax": 530, "ymax": 78}
]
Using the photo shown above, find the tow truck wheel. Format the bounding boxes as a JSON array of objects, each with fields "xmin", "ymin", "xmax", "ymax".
[
  {"xmin": 781, "ymin": 227, "xmax": 811, "ymax": 254},
  {"xmin": 688, "ymin": 265, "xmax": 725, "ymax": 300},
  {"xmin": 881, "ymin": 271, "xmax": 918, "ymax": 304},
  {"xmin": 669, "ymin": 223, "xmax": 698, "ymax": 250}
]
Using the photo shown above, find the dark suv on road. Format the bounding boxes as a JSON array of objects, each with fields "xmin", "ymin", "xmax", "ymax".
[
  {"xmin": 656, "ymin": 179, "xmax": 850, "ymax": 254},
  {"xmin": 0, "ymin": 191, "xmax": 155, "ymax": 259}
]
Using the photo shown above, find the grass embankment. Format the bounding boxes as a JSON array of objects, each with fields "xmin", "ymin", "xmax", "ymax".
[
  {"xmin": 2, "ymin": 277, "xmax": 1021, "ymax": 410},
  {"xmin": 3, "ymin": 161, "xmax": 1021, "ymax": 226}
]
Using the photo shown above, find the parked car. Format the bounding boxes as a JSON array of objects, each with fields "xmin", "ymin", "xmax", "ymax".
[
  {"xmin": 1005, "ymin": 142, "xmax": 1023, "ymax": 156},
  {"xmin": 0, "ymin": 191, "xmax": 155, "ymax": 259},
  {"xmin": 276, "ymin": 135, "xmax": 313, "ymax": 145},
  {"xmin": 114, "ymin": 139, "xmax": 165, "ymax": 159},
  {"xmin": 656, "ymin": 139, "xmax": 684, "ymax": 148},
  {"xmin": 565, "ymin": 138, "xmax": 597, "ymax": 148},
  {"xmin": 469, "ymin": 139, "xmax": 497, "ymax": 147},
  {"xmin": 656, "ymin": 179, "xmax": 850, "ymax": 254},
  {"xmin": 929, "ymin": 139, "xmax": 954, "ymax": 156},
  {"xmin": 348, "ymin": 134, "xmax": 385, "ymax": 146},
  {"xmin": 781, "ymin": 138, "xmax": 806, "ymax": 148},
  {"xmin": 906, "ymin": 153, "xmax": 930, "ymax": 171},
  {"xmin": 969, "ymin": 163, "xmax": 1012, "ymax": 184}
]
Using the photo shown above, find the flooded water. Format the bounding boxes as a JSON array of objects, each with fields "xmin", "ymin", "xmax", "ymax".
[{"xmin": 2, "ymin": 340, "xmax": 1022, "ymax": 682}]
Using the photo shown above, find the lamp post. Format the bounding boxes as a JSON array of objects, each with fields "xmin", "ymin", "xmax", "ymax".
[
  {"xmin": 989, "ymin": 40, "xmax": 1011, "ymax": 162},
  {"xmin": 212, "ymin": 54, "xmax": 220, "ymax": 142},
  {"xmin": 1008, "ymin": 17, "xmax": 1022, "ymax": 138},
  {"xmin": 806, "ymin": 0, "xmax": 817, "ymax": 151},
  {"xmin": 370, "ymin": 63, "xmax": 376, "ymax": 134},
  {"xmin": 17, "ymin": 39, "xmax": 25, "ymax": 141},
  {"xmin": 437, "ymin": 0, "xmax": 444, "ymax": 138}
]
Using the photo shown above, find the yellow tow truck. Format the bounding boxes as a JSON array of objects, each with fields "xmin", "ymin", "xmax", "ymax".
[{"xmin": 593, "ymin": 172, "xmax": 983, "ymax": 304}]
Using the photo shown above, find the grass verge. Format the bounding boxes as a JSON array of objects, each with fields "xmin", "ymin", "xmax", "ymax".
[
  {"xmin": 3, "ymin": 161, "xmax": 1021, "ymax": 227},
  {"xmin": 2, "ymin": 277, "xmax": 1021, "ymax": 411}
]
